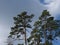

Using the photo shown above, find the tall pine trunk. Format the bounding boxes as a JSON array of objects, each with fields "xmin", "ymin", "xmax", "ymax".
[
  {"xmin": 44, "ymin": 24, "xmax": 47, "ymax": 45},
  {"xmin": 24, "ymin": 28, "xmax": 27, "ymax": 45},
  {"xmin": 49, "ymin": 30, "xmax": 52, "ymax": 45},
  {"xmin": 37, "ymin": 34, "xmax": 40, "ymax": 45},
  {"xmin": 43, "ymin": 30, "xmax": 47, "ymax": 45},
  {"xmin": 37, "ymin": 39, "xmax": 40, "ymax": 45}
]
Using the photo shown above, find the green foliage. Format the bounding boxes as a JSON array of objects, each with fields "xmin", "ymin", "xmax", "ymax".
[
  {"xmin": 10, "ymin": 31, "xmax": 15, "ymax": 35},
  {"xmin": 45, "ymin": 40, "xmax": 50, "ymax": 45},
  {"xmin": 39, "ymin": 10, "xmax": 50, "ymax": 20},
  {"xmin": 18, "ymin": 44, "xmax": 24, "ymax": 45},
  {"xmin": 47, "ymin": 17, "xmax": 54, "ymax": 23},
  {"xmin": 9, "ymin": 11, "xmax": 34, "ymax": 45},
  {"xmin": 17, "ymin": 35, "xmax": 21, "ymax": 38},
  {"xmin": 29, "ymin": 41, "xmax": 34, "ymax": 45},
  {"xmin": 38, "ymin": 10, "xmax": 59, "ymax": 45},
  {"xmin": 47, "ymin": 35, "xmax": 53, "ymax": 40},
  {"xmin": 8, "ymin": 10, "xmax": 60, "ymax": 45}
]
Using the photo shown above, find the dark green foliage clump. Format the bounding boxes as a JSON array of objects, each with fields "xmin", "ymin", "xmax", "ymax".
[
  {"xmin": 8, "ymin": 11, "xmax": 34, "ymax": 45},
  {"xmin": 8, "ymin": 10, "xmax": 60, "ymax": 45}
]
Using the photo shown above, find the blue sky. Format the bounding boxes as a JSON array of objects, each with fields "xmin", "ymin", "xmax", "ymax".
[{"xmin": 0, "ymin": 0, "xmax": 60, "ymax": 45}]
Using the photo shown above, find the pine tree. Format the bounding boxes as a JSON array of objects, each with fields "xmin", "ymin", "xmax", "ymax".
[
  {"xmin": 46, "ymin": 17, "xmax": 59, "ymax": 45},
  {"xmin": 54, "ymin": 20, "xmax": 60, "ymax": 38},
  {"xmin": 9, "ymin": 11, "xmax": 34, "ymax": 45},
  {"xmin": 27, "ymin": 16, "xmax": 43, "ymax": 45},
  {"xmin": 39, "ymin": 10, "xmax": 59, "ymax": 45},
  {"xmin": 39, "ymin": 10, "xmax": 51, "ymax": 45}
]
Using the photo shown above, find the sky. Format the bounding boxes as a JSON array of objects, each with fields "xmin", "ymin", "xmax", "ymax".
[{"xmin": 0, "ymin": 0, "xmax": 60, "ymax": 45}]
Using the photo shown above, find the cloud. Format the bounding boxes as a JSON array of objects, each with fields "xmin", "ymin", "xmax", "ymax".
[
  {"xmin": 0, "ymin": 0, "xmax": 46, "ymax": 45},
  {"xmin": 44, "ymin": 0, "xmax": 53, "ymax": 3},
  {"xmin": 44, "ymin": 0, "xmax": 60, "ymax": 19},
  {"xmin": 1, "ymin": 0, "xmax": 60, "ymax": 45}
]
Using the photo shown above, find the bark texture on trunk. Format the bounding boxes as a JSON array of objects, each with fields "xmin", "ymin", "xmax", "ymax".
[
  {"xmin": 37, "ymin": 35, "xmax": 40, "ymax": 45},
  {"xmin": 24, "ymin": 28, "xmax": 27, "ymax": 45},
  {"xmin": 44, "ymin": 24, "xmax": 47, "ymax": 45}
]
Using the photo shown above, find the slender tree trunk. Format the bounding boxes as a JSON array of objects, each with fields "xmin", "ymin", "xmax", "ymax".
[
  {"xmin": 44, "ymin": 30, "xmax": 47, "ymax": 45},
  {"xmin": 34, "ymin": 40, "xmax": 36, "ymax": 45},
  {"xmin": 44, "ymin": 24, "xmax": 47, "ymax": 45},
  {"xmin": 24, "ymin": 28, "xmax": 27, "ymax": 45},
  {"xmin": 49, "ymin": 30, "xmax": 52, "ymax": 45},
  {"xmin": 37, "ymin": 40, "xmax": 40, "ymax": 45},
  {"xmin": 49, "ymin": 40, "xmax": 52, "ymax": 45},
  {"xmin": 37, "ymin": 35, "xmax": 40, "ymax": 45},
  {"xmin": 24, "ymin": 18, "xmax": 27, "ymax": 45}
]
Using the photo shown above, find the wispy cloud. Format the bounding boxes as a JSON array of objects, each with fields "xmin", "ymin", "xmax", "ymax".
[{"xmin": 44, "ymin": 0, "xmax": 60, "ymax": 19}]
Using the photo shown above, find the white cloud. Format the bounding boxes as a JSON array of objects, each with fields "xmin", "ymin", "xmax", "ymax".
[
  {"xmin": 44, "ymin": 0, "xmax": 60, "ymax": 19},
  {"xmin": 0, "ymin": 37, "xmax": 7, "ymax": 45},
  {"xmin": 44, "ymin": 0, "xmax": 53, "ymax": 3},
  {"xmin": 0, "ymin": 0, "xmax": 46, "ymax": 45},
  {"xmin": 1, "ymin": 0, "xmax": 60, "ymax": 45}
]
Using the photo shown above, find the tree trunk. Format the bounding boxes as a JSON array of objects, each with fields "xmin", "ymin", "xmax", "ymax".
[
  {"xmin": 44, "ymin": 24, "xmax": 47, "ymax": 45},
  {"xmin": 37, "ymin": 35, "xmax": 40, "ymax": 45},
  {"xmin": 37, "ymin": 40, "xmax": 40, "ymax": 45},
  {"xmin": 49, "ymin": 30, "xmax": 52, "ymax": 45},
  {"xmin": 24, "ymin": 28, "xmax": 27, "ymax": 45},
  {"xmin": 44, "ymin": 30, "xmax": 47, "ymax": 45},
  {"xmin": 49, "ymin": 40, "xmax": 52, "ymax": 45},
  {"xmin": 34, "ymin": 40, "xmax": 36, "ymax": 45}
]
